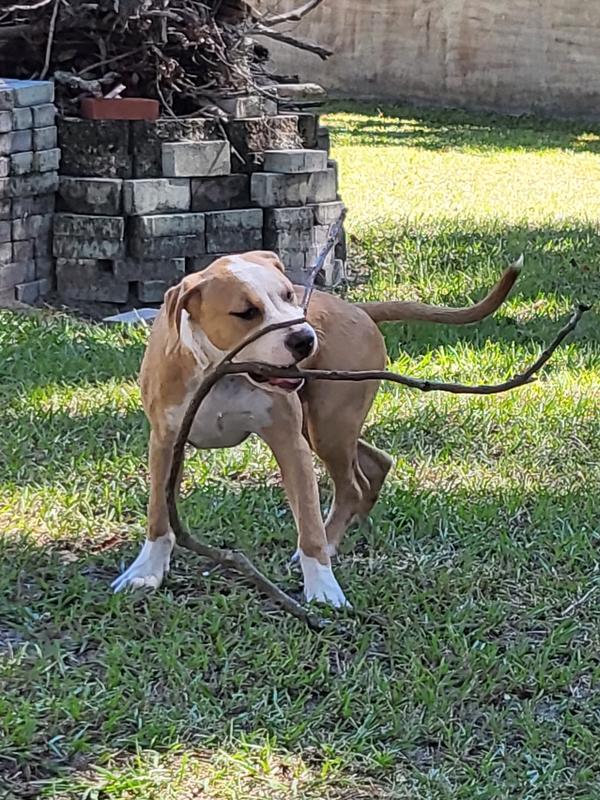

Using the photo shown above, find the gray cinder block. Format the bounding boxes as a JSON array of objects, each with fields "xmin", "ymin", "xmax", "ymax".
[
  {"xmin": 10, "ymin": 151, "xmax": 33, "ymax": 176},
  {"xmin": 137, "ymin": 280, "xmax": 175, "ymax": 303},
  {"xmin": 33, "ymin": 148, "xmax": 61, "ymax": 173},
  {"xmin": 216, "ymin": 95, "xmax": 278, "ymax": 118},
  {"xmin": 56, "ymin": 259, "xmax": 129, "ymax": 303},
  {"xmin": 129, "ymin": 235, "xmax": 206, "ymax": 259},
  {"xmin": 0, "ymin": 129, "xmax": 33, "ymax": 156},
  {"xmin": 13, "ymin": 213, "xmax": 53, "ymax": 241},
  {"xmin": 0, "ymin": 80, "xmax": 54, "ymax": 110},
  {"xmin": 262, "ymin": 149, "xmax": 328, "ymax": 174},
  {"xmin": 0, "ymin": 260, "xmax": 35, "ymax": 289},
  {"xmin": 54, "ymin": 213, "xmax": 124, "ymax": 240},
  {"xmin": 122, "ymin": 179, "xmax": 191, "ymax": 216},
  {"xmin": 130, "ymin": 213, "xmax": 205, "ymax": 239},
  {"xmin": 191, "ymin": 174, "xmax": 249, "ymax": 212},
  {"xmin": 32, "ymin": 126, "xmax": 57, "ymax": 151},
  {"xmin": 12, "ymin": 239, "xmax": 35, "ymax": 262},
  {"xmin": 9, "ymin": 171, "xmax": 58, "ymax": 198},
  {"xmin": 58, "ymin": 176, "xmax": 122, "ymax": 215},
  {"xmin": 306, "ymin": 168, "xmax": 337, "ymax": 203},
  {"xmin": 161, "ymin": 141, "xmax": 230, "ymax": 178},
  {"xmin": 15, "ymin": 278, "xmax": 51, "ymax": 304},
  {"xmin": 0, "ymin": 220, "xmax": 10, "ymax": 242},
  {"xmin": 250, "ymin": 172, "xmax": 309, "ymax": 207},
  {"xmin": 311, "ymin": 200, "xmax": 345, "ymax": 226},
  {"xmin": 12, "ymin": 194, "xmax": 55, "ymax": 217},
  {"xmin": 53, "ymin": 237, "xmax": 125, "ymax": 260},
  {"xmin": 0, "ymin": 112, "xmax": 12, "ymax": 134},
  {"xmin": 12, "ymin": 107, "xmax": 33, "ymax": 130},
  {"xmin": 58, "ymin": 118, "xmax": 131, "ymax": 178},
  {"xmin": 205, "ymin": 208, "xmax": 263, "ymax": 253},
  {"xmin": 277, "ymin": 249, "xmax": 309, "ymax": 274},
  {"xmin": 265, "ymin": 206, "xmax": 314, "ymax": 230},
  {"xmin": 113, "ymin": 258, "xmax": 185, "ymax": 281},
  {"xmin": 32, "ymin": 104, "xmax": 56, "ymax": 128},
  {"xmin": 187, "ymin": 254, "xmax": 224, "ymax": 272},
  {"xmin": 0, "ymin": 158, "xmax": 8, "ymax": 178},
  {"xmin": 131, "ymin": 118, "xmax": 221, "ymax": 178},
  {"xmin": 264, "ymin": 206, "xmax": 313, "ymax": 251},
  {"xmin": 0, "ymin": 242, "xmax": 13, "ymax": 264},
  {"xmin": 13, "ymin": 80, "xmax": 54, "ymax": 107}
]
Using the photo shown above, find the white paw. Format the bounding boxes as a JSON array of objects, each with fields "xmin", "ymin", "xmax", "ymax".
[
  {"xmin": 111, "ymin": 531, "xmax": 175, "ymax": 593},
  {"xmin": 299, "ymin": 550, "xmax": 350, "ymax": 608}
]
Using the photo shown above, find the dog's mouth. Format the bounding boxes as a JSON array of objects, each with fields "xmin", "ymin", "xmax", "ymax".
[{"xmin": 247, "ymin": 371, "xmax": 305, "ymax": 393}]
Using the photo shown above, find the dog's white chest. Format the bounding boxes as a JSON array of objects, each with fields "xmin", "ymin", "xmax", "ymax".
[{"xmin": 186, "ymin": 376, "xmax": 274, "ymax": 449}]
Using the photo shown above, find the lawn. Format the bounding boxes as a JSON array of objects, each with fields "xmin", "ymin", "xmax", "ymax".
[{"xmin": 2, "ymin": 104, "xmax": 600, "ymax": 799}]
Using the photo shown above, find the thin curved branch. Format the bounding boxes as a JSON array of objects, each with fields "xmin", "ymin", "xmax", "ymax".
[
  {"xmin": 261, "ymin": 0, "xmax": 325, "ymax": 26},
  {"xmin": 224, "ymin": 303, "xmax": 590, "ymax": 395},
  {"xmin": 168, "ymin": 298, "xmax": 590, "ymax": 626}
]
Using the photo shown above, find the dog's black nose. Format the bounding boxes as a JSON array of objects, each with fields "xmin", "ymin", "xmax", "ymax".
[{"xmin": 285, "ymin": 328, "xmax": 315, "ymax": 361}]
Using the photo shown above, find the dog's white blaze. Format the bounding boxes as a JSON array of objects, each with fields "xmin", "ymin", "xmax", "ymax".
[
  {"xmin": 111, "ymin": 530, "xmax": 175, "ymax": 592},
  {"xmin": 299, "ymin": 550, "xmax": 349, "ymax": 608},
  {"xmin": 227, "ymin": 258, "xmax": 297, "ymax": 321},
  {"xmin": 226, "ymin": 258, "xmax": 316, "ymax": 366}
]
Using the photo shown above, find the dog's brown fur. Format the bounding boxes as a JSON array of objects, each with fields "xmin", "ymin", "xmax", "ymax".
[{"xmin": 114, "ymin": 251, "xmax": 520, "ymax": 603}]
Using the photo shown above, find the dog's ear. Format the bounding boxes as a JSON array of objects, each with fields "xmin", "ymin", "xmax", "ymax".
[
  {"xmin": 164, "ymin": 274, "xmax": 205, "ymax": 355},
  {"xmin": 244, "ymin": 250, "xmax": 286, "ymax": 273}
]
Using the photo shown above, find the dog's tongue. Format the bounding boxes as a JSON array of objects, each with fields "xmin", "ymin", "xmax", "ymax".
[{"xmin": 268, "ymin": 377, "xmax": 303, "ymax": 391}]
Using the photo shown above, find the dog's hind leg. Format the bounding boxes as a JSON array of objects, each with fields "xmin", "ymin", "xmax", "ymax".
[
  {"xmin": 355, "ymin": 439, "xmax": 393, "ymax": 519},
  {"xmin": 303, "ymin": 378, "xmax": 390, "ymax": 555}
]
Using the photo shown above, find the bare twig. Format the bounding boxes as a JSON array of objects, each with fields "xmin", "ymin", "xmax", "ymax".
[
  {"xmin": 39, "ymin": 0, "xmax": 60, "ymax": 80},
  {"xmin": 302, "ymin": 208, "xmax": 346, "ymax": 309},
  {"xmin": 167, "ymin": 213, "xmax": 590, "ymax": 627},
  {"xmin": 261, "ymin": 0, "xmax": 325, "ymax": 26},
  {"xmin": 4, "ymin": 0, "xmax": 53, "ymax": 10}
]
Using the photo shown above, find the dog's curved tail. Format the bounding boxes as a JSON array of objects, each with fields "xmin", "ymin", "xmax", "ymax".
[{"xmin": 355, "ymin": 256, "xmax": 522, "ymax": 325}]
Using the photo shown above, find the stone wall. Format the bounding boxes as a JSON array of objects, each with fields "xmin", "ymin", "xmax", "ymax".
[{"xmin": 259, "ymin": 0, "xmax": 600, "ymax": 117}]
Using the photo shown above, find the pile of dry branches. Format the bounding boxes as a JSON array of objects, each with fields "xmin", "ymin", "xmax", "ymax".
[{"xmin": 0, "ymin": 0, "xmax": 328, "ymax": 116}]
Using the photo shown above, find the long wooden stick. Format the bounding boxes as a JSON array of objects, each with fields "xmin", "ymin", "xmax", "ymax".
[{"xmin": 167, "ymin": 210, "xmax": 590, "ymax": 626}]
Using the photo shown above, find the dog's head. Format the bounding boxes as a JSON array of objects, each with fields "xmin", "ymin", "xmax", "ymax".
[{"xmin": 163, "ymin": 251, "xmax": 317, "ymax": 392}]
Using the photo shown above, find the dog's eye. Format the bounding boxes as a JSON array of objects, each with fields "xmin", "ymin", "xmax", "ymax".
[
  {"xmin": 231, "ymin": 306, "xmax": 260, "ymax": 321},
  {"xmin": 285, "ymin": 290, "xmax": 295, "ymax": 303}
]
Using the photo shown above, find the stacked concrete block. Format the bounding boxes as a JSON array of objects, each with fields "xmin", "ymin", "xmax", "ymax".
[
  {"xmin": 250, "ymin": 149, "xmax": 343, "ymax": 283},
  {"xmin": 0, "ymin": 79, "xmax": 57, "ymax": 303},
  {"xmin": 48, "ymin": 105, "xmax": 344, "ymax": 309},
  {"xmin": 54, "ymin": 123, "xmax": 233, "ymax": 304}
]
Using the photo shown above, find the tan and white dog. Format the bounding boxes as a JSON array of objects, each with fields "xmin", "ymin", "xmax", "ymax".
[{"xmin": 112, "ymin": 251, "xmax": 521, "ymax": 607}]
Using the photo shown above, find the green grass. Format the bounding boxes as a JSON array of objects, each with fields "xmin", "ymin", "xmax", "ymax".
[{"xmin": 2, "ymin": 103, "xmax": 600, "ymax": 799}]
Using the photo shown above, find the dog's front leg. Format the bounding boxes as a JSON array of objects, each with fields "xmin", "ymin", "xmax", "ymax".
[
  {"xmin": 260, "ymin": 397, "xmax": 349, "ymax": 608},
  {"xmin": 112, "ymin": 430, "xmax": 179, "ymax": 591}
]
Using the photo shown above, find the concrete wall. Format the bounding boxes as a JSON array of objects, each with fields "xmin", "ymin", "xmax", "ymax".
[{"xmin": 259, "ymin": 0, "xmax": 600, "ymax": 117}]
